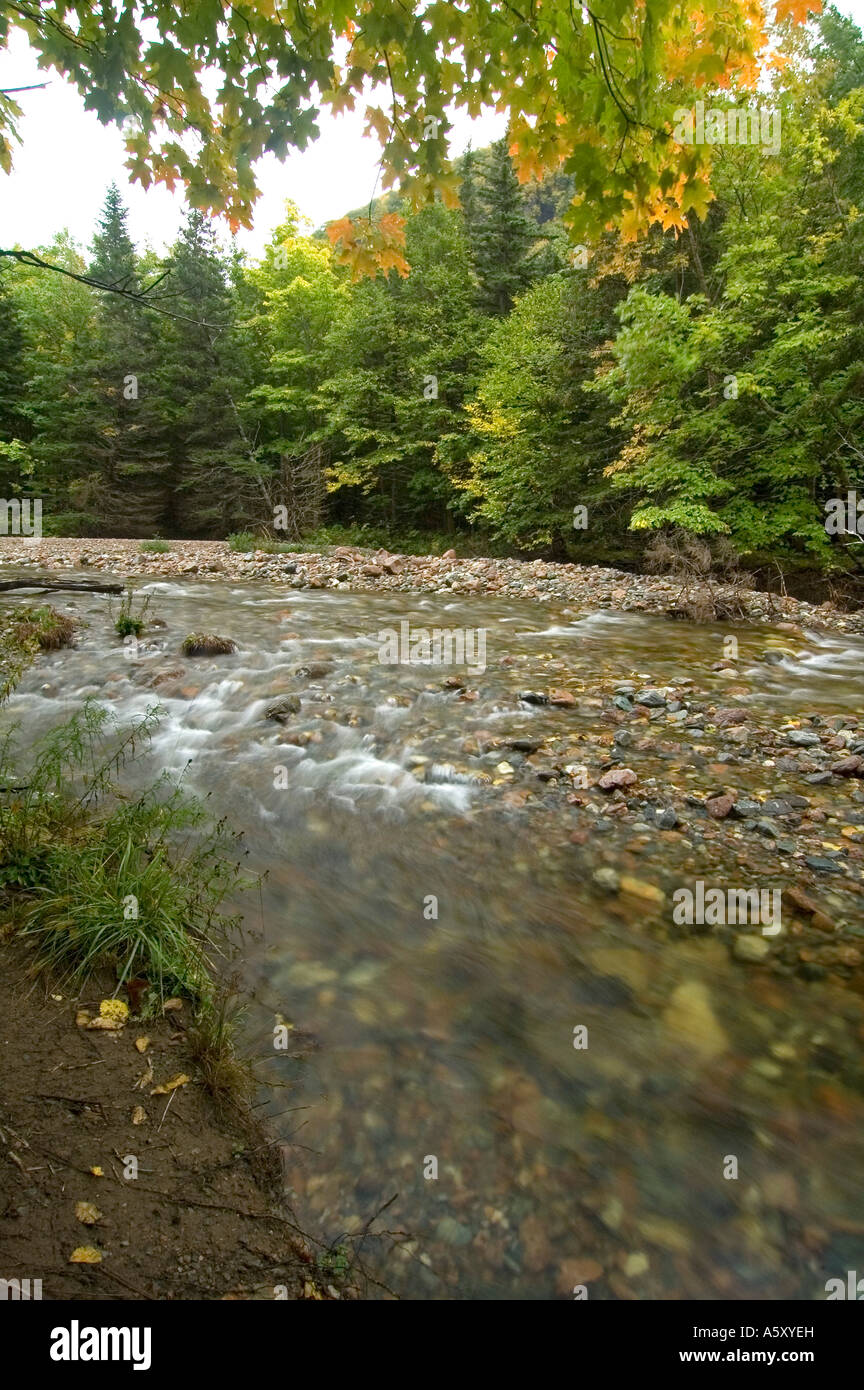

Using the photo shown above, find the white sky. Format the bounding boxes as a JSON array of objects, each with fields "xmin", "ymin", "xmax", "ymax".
[{"xmin": 1, "ymin": 5, "xmax": 863, "ymax": 263}]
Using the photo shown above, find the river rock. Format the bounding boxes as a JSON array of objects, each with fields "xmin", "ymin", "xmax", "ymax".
[
  {"xmin": 733, "ymin": 934, "xmax": 773, "ymax": 963},
  {"xmin": 266, "ymin": 694, "xmax": 302, "ymax": 721},
  {"xmin": 635, "ymin": 688, "xmax": 666, "ymax": 707},
  {"xmin": 662, "ymin": 981, "xmax": 729, "ymax": 1060},
  {"xmin": 831, "ymin": 756, "xmax": 862, "ymax": 776},
  {"xmin": 598, "ymin": 767, "xmax": 637, "ymax": 790}
]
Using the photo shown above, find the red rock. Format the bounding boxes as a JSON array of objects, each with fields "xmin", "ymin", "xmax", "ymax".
[
  {"xmin": 548, "ymin": 689, "xmax": 575, "ymax": 706},
  {"xmin": 706, "ymin": 794, "xmax": 734, "ymax": 819},
  {"xmin": 714, "ymin": 708, "xmax": 747, "ymax": 728},
  {"xmin": 597, "ymin": 767, "xmax": 637, "ymax": 790},
  {"xmin": 785, "ymin": 886, "xmax": 819, "ymax": 915},
  {"xmin": 831, "ymin": 756, "xmax": 862, "ymax": 776},
  {"xmin": 556, "ymin": 1259, "xmax": 604, "ymax": 1294}
]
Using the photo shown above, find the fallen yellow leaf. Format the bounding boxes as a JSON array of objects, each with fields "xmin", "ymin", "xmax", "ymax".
[
  {"xmin": 99, "ymin": 998, "xmax": 129, "ymax": 1025},
  {"xmin": 150, "ymin": 1073, "xmax": 190, "ymax": 1096},
  {"xmin": 75, "ymin": 1201, "xmax": 102, "ymax": 1226},
  {"xmin": 89, "ymin": 1167, "xmax": 104, "ymax": 1178},
  {"xmin": 69, "ymin": 1246, "xmax": 102, "ymax": 1264},
  {"xmin": 131, "ymin": 1105, "xmax": 148, "ymax": 1125},
  {"xmin": 134, "ymin": 1036, "xmax": 150, "ymax": 1053}
]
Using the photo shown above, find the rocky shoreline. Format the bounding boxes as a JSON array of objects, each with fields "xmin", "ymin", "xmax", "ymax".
[{"xmin": 2, "ymin": 536, "xmax": 863, "ymax": 636}]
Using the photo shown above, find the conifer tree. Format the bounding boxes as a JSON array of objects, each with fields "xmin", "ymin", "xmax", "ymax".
[{"xmin": 473, "ymin": 140, "xmax": 537, "ymax": 316}]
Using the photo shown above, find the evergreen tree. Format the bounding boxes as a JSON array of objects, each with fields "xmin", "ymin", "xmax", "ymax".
[
  {"xmin": 66, "ymin": 184, "xmax": 169, "ymax": 534},
  {"xmin": 154, "ymin": 210, "xmax": 251, "ymax": 535},
  {"xmin": 0, "ymin": 263, "xmax": 28, "ymax": 501},
  {"xmin": 473, "ymin": 140, "xmax": 537, "ymax": 316}
]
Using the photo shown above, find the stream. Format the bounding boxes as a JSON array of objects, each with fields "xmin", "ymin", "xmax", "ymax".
[{"xmin": 3, "ymin": 575, "xmax": 864, "ymax": 1299}]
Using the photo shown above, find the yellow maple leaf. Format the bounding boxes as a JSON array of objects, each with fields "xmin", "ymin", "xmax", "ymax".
[{"xmin": 69, "ymin": 1246, "xmax": 102, "ymax": 1264}]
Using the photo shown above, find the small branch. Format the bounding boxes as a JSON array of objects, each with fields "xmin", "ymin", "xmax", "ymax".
[{"xmin": 0, "ymin": 249, "xmax": 214, "ymax": 328}]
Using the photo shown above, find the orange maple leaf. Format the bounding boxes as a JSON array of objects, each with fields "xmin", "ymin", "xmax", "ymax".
[
  {"xmin": 774, "ymin": 0, "xmax": 821, "ymax": 22},
  {"xmin": 326, "ymin": 217, "xmax": 356, "ymax": 248}
]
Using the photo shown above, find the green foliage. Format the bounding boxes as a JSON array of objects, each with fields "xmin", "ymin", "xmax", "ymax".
[
  {"xmin": 227, "ymin": 531, "xmax": 258, "ymax": 552},
  {"xmin": 596, "ymin": 36, "xmax": 864, "ymax": 569},
  {"xmin": 462, "ymin": 272, "xmax": 623, "ymax": 552},
  {"xmin": 0, "ymin": 0, "xmax": 796, "ymax": 248},
  {"xmin": 139, "ymin": 539, "xmax": 172, "ymax": 553}
]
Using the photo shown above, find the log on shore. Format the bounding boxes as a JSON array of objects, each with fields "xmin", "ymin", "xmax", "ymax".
[{"xmin": 0, "ymin": 578, "xmax": 124, "ymax": 594}]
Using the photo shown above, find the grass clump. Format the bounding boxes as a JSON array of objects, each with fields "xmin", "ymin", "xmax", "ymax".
[
  {"xmin": 181, "ymin": 632, "xmax": 238, "ymax": 656},
  {"xmin": 227, "ymin": 531, "xmax": 295, "ymax": 556},
  {"xmin": 111, "ymin": 587, "xmax": 151, "ymax": 640},
  {"xmin": 139, "ymin": 539, "xmax": 172, "ymax": 554},
  {"xmin": 0, "ymin": 701, "xmax": 251, "ymax": 1018},
  {"xmin": 11, "ymin": 604, "xmax": 77, "ymax": 651},
  {"xmin": 227, "ymin": 531, "xmax": 257, "ymax": 552}
]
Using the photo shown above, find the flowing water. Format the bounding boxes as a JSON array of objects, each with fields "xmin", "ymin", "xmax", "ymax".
[{"xmin": 4, "ymin": 575, "xmax": 864, "ymax": 1299}]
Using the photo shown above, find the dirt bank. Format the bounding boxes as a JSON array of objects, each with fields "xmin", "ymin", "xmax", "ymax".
[{"xmin": 0, "ymin": 944, "xmax": 344, "ymax": 1301}]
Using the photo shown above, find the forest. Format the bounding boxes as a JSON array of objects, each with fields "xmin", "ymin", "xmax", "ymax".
[{"xmin": 1, "ymin": 8, "xmax": 862, "ymax": 583}]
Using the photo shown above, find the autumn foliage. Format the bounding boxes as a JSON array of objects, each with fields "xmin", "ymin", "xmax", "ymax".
[{"xmin": 1, "ymin": 1, "xmax": 822, "ymax": 276}]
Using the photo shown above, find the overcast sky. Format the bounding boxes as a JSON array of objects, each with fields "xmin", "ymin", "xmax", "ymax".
[{"xmin": 1, "ymin": 7, "xmax": 862, "ymax": 264}]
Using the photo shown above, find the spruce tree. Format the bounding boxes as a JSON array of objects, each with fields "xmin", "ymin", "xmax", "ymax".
[
  {"xmin": 154, "ymin": 210, "xmax": 250, "ymax": 535},
  {"xmin": 70, "ymin": 184, "xmax": 169, "ymax": 534},
  {"xmin": 473, "ymin": 140, "xmax": 537, "ymax": 316},
  {"xmin": 0, "ymin": 263, "xmax": 28, "ymax": 502}
]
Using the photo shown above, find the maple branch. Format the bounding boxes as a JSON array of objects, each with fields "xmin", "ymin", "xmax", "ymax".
[{"xmin": 0, "ymin": 249, "xmax": 215, "ymax": 327}]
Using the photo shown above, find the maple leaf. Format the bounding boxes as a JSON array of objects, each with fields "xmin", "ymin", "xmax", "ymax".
[
  {"xmin": 326, "ymin": 217, "xmax": 357, "ymax": 249},
  {"xmin": 774, "ymin": 0, "xmax": 821, "ymax": 21},
  {"xmin": 379, "ymin": 212, "xmax": 406, "ymax": 240}
]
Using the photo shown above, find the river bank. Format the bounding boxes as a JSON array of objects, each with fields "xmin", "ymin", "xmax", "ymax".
[
  {"xmin": 0, "ymin": 940, "xmax": 341, "ymax": 1301},
  {"xmin": 2, "ymin": 536, "xmax": 864, "ymax": 637}
]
